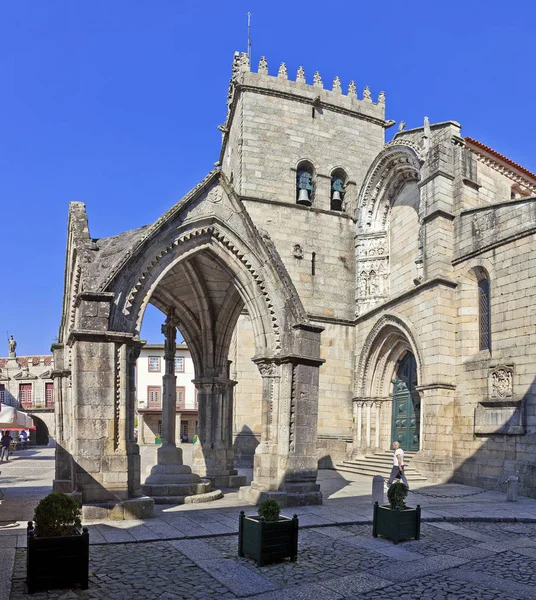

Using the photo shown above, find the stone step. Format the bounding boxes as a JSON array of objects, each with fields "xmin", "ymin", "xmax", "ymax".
[
  {"xmin": 335, "ymin": 464, "xmax": 427, "ymax": 481},
  {"xmin": 334, "ymin": 450, "xmax": 426, "ymax": 482}
]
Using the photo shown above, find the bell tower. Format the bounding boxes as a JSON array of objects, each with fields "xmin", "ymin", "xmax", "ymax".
[{"xmin": 219, "ymin": 52, "xmax": 389, "ymax": 216}]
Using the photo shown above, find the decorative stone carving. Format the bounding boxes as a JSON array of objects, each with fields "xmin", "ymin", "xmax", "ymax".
[
  {"xmin": 332, "ymin": 76, "xmax": 342, "ymax": 94},
  {"xmin": 207, "ymin": 187, "xmax": 223, "ymax": 204},
  {"xmin": 258, "ymin": 56, "xmax": 268, "ymax": 75},
  {"xmin": 278, "ymin": 62, "xmax": 288, "ymax": 79},
  {"xmin": 8, "ymin": 335, "xmax": 16, "ymax": 358},
  {"xmin": 348, "ymin": 81, "xmax": 357, "ymax": 97},
  {"xmin": 363, "ymin": 85, "xmax": 372, "ymax": 101},
  {"xmin": 377, "ymin": 91, "xmax": 386, "ymax": 103},
  {"xmin": 292, "ymin": 244, "xmax": 304, "ymax": 259},
  {"xmin": 489, "ymin": 365, "xmax": 514, "ymax": 399},
  {"xmin": 296, "ymin": 66, "xmax": 306, "ymax": 83},
  {"xmin": 313, "ymin": 72, "xmax": 323, "ymax": 88},
  {"xmin": 238, "ymin": 52, "xmax": 250, "ymax": 72},
  {"xmin": 256, "ymin": 361, "xmax": 276, "ymax": 377}
]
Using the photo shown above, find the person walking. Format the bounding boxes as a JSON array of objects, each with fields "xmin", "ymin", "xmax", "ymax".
[
  {"xmin": 1, "ymin": 431, "xmax": 13, "ymax": 462},
  {"xmin": 387, "ymin": 441, "xmax": 409, "ymax": 488}
]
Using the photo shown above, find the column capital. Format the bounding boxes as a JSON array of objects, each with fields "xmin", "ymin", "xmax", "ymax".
[{"xmin": 193, "ymin": 377, "xmax": 238, "ymax": 390}]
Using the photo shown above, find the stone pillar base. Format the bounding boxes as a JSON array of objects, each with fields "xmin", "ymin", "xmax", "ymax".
[
  {"xmin": 239, "ymin": 483, "xmax": 323, "ymax": 507},
  {"xmin": 411, "ymin": 450, "xmax": 454, "ymax": 483},
  {"xmin": 205, "ymin": 474, "xmax": 247, "ymax": 489},
  {"xmin": 81, "ymin": 496, "xmax": 155, "ymax": 521},
  {"xmin": 53, "ymin": 479, "xmax": 75, "ymax": 494}
]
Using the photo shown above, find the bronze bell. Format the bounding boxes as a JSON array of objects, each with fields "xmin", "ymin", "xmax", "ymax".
[{"xmin": 297, "ymin": 188, "xmax": 311, "ymax": 205}]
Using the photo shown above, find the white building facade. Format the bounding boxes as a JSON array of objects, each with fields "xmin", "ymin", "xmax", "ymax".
[{"xmin": 136, "ymin": 343, "xmax": 198, "ymax": 445}]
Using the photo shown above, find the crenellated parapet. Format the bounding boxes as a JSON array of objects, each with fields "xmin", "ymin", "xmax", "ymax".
[{"xmin": 223, "ymin": 52, "xmax": 387, "ymax": 133}]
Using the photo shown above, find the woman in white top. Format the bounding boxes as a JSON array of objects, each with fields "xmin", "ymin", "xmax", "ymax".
[{"xmin": 387, "ymin": 441, "xmax": 409, "ymax": 488}]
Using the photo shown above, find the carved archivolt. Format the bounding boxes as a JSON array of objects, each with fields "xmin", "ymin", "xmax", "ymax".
[
  {"xmin": 355, "ymin": 314, "xmax": 423, "ymax": 398},
  {"xmin": 118, "ymin": 225, "xmax": 282, "ymax": 353},
  {"xmin": 356, "ymin": 142, "xmax": 423, "ymax": 231}
]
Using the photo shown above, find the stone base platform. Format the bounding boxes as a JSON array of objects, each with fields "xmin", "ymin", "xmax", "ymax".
[
  {"xmin": 239, "ymin": 485, "xmax": 323, "ymax": 507},
  {"xmin": 151, "ymin": 489, "xmax": 224, "ymax": 505},
  {"xmin": 206, "ymin": 474, "xmax": 247, "ymax": 489},
  {"xmin": 141, "ymin": 480, "xmax": 212, "ymax": 498},
  {"xmin": 81, "ymin": 496, "xmax": 155, "ymax": 521}
]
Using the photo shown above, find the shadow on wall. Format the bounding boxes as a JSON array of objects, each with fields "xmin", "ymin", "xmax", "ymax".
[
  {"xmin": 449, "ymin": 373, "xmax": 536, "ymax": 497},
  {"xmin": 232, "ymin": 425, "xmax": 259, "ymax": 469}
]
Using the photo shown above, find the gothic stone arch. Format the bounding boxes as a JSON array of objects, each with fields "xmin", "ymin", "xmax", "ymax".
[
  {"xmin": 355, "ymin": 142, "xmax": 423, "ymax": 316},
  {"xmin": 53, "ymin": 171, "xmax": 323, "ymax": 514},
  {"xmin": 353, "ymin": 314, "xmax": 424, "ymax": 454}
]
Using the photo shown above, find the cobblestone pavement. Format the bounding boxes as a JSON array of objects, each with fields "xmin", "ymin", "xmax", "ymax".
[
  {"xmin": 6, "ymin": 449, "xmax": 536, "ymax": 599},
  {"xmin": 10, "ymin": 521, "xmax": 536, "ymax": 599}
]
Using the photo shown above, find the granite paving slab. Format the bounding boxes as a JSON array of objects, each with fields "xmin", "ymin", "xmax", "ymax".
[
  {"xmin": 253, "ymin": 582, "xmax": 344, "ymax": 600},
  {"xmin": 357, "ymin": 572, "xmax": 528, "ymax": 600},
  {"xmin": 371, "ymin": 554, "xmax": 469, "ymax": 583}
]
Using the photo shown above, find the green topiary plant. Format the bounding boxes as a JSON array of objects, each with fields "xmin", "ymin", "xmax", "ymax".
[
  {"xmin": 387, "ymin": 482, "xmax": 408, "ymax": 510},
  {"xmin": 34, "ymin": 492, "xmax": 82, "ymax": 537},
  {"xmin": 257, "ymin": 498, "xmax": 281, "ymax": 522}
]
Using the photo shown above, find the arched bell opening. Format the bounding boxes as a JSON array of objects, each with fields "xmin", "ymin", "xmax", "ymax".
[
  {"xmin": 296, "ymin": 160, "xmax": 315, "ymax": 206},
  {"xmin": 330, "ymin": 168, "xmax": 347, "ymax": 212}
]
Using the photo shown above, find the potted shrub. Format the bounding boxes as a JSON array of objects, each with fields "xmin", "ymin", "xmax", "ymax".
[
  {"xmin": 27, "ymin": 492, "xmax": 89, "ymax": 594},
  {"xmin": 238, "ymin": 499, "xmax": 299, "ymax": 566},
  {"xmin": 372, "ymin": 482, "xmax": 421, "ymax": 544}
]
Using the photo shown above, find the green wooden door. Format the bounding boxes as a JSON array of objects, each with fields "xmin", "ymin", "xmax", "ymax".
[{"xmin": 391, "ymin": 353, "xmax": 420, "ymax": 451}]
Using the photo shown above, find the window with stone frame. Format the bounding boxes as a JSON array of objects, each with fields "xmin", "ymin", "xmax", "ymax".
[
  {"xmin": 148, "ymin": 356, "xmax": 161, "ymax": 372},
  {"xmin": 174, "ymin": 356, "xmax": 185, "ymax": 372},
  {"xmin": 176, "ymin": 387, "xmax": 185, "ymax": 409},
  {"xmin": 0, "ymin": 384, "xmax": 5, "ymax": 404},
  {"xmin": 19, "ymin": 383, "xmax": 32, "ymax": 409},
  {"xmin": 478, "ymin": 276, "xmax": 491, "ymax": 351},
  {"xmin": 45, "ymin": 382, "xmax": 54, "ymax": 408},
  {"xmin": 147, "ymin": 386, "xmax": 162, "ymax": 409}
]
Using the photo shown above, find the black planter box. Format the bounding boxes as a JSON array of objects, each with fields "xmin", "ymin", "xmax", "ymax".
[
  {"xmin": 27, "ymin": 521, "xmax": 89, "ymax": 594},
  {"xmin": 238, "ymin": 511, "xmax": 299, "ymax": 566},
  {"xmin": 372, "ymin": 501, "xmax": 421, "ymax": 544}
]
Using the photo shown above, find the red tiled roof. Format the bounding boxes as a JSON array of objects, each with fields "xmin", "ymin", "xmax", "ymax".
[{"xmin": 465, "ymin": 137, "xmax": 536, "ymax": 184}]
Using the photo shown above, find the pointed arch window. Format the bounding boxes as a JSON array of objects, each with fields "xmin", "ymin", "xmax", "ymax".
[{"xmin": 478, "ymin": 276, "xmax": 491, "ymax": 351}]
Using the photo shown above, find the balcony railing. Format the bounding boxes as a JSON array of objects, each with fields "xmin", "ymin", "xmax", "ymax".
[
  {"xmin": 20, "ymin": 399, "xmax": 54, "ymax": 410},
  {"xmin": 138, "ymin": 400, "xmax": 198, "ymax": 411}
]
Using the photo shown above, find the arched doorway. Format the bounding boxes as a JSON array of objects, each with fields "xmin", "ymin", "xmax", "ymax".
[
  {"xmin": 391, "ymin": 352, "xmax": 420, "ymax": 451},
  {"xmin": 30, "ymin": 416, "xmax": 49, "ymax": 446}
]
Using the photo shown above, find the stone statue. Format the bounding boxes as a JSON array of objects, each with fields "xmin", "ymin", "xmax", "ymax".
[
  {"xmin": 8, "ymin": 335, "xmax": 16, "ymax": 357},
  {"xmin": 397, "ymin": 121, "xmax": 406, "ymax": 133}
]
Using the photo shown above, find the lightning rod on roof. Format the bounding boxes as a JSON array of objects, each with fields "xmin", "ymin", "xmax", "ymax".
[{"xmin": 247, "ymin": 12, "xmax": 252, "ymax": 62}]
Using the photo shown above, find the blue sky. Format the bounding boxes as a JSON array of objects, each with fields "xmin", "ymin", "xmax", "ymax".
[{"xmin": 1, "ymin": 0, "xmax": 535, "ymax": 355}]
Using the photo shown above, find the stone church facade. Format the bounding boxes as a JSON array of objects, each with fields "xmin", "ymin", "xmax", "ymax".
[{"xmin": 54, "ymin": 52, "xmax": 536, "ymax": 514}]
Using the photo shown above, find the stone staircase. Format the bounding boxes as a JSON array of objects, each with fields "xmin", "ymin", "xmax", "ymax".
[{"xmin": 335, "ymin": 450, "xmax": 427, "ymax": 482}]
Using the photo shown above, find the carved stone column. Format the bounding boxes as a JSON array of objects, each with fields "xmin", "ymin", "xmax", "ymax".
[
  {"xmin": 351, "ymin": 399, "xmax": 365, "ymax": 458},
  {"xmin": 191, "ymin": 377, "xmax": 243, "ymax": 488},
  {"xmin": 366, "ymin": 401, "xmax": 372, "ymax": 450},
  {"xmin": 157, "ymin": 312, "xmax": 179, "ymax": 465},
  {"xmin": 143, "ymin": 310, "xmax": 216, "ymax": 502},
  {"xmin": 374, "ymin": 400, "xmax": 381, "ymax": 450},
  {"xmin": 138, "ymin": 412, "xmax": 145, "ymax": 445}
]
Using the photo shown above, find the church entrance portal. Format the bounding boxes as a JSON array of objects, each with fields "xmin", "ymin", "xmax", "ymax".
[{"xmin": 391, "ymin": 353, "xmax": 420, "ymax": 451}]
